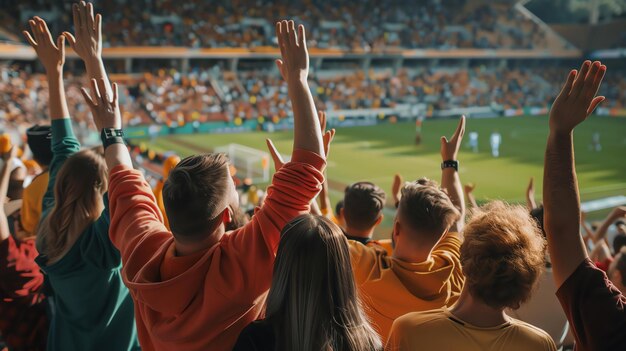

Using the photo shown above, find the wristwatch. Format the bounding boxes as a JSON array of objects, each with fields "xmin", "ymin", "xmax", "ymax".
[
  {"xmin": 100, "ymin": 128, "xmax": 125, "ymax": 149},
  {"xmin": 441, "ymin": 160, "xmax": 459, "ymax": 171}
]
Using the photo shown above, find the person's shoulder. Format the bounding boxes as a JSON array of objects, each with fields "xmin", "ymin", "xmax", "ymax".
[
  {"xmin": 394, "ymin": 309, "xmax": 449, "ymax": 331},
  {"xmin": 507, "ymin": 317, "xmax": 557, "ymax": 349}
]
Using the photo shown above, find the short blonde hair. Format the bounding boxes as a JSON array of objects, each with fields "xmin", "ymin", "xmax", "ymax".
[{"xmin": 461, "ymin": 201, "xmax": 545, "ymax": 310}]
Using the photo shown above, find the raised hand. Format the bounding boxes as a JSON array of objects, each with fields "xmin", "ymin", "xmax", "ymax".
[
  {"xmin": 80, "ymin": 78, "xmax": 121, "ymax": 130},
  {"xmin": 266, "ymin": 139, "xmax": 285, "ymax": 172},
  {"xmin": 549, "ymin": 60, "xmax": 606, "ymax": 134},
  {"xmin": 464, "ymin": 183, "xmax": 475, "ymax": 194},
  {"xmin": 267, "ymin": 110, "xmax": 334, "ymax": 172},
  {"xmin": 23, "ymin": 17, "xmax": 65, "ymax": 74},
  {"xmin": 318, "ymin": 110, "xmax": 336, "ymax": 157},
  {"xmin": 275, "ymin": 20, "xmax": 308, "ymax": 83},
  {"xmin": 63, "ymin": 1, "xmax": 102, "ymax": 62},
  {"xmin": 526, "ymin": 177, "xmax": 537, "ymax": 210},
  {"xmin": 392, "ymin": 174, "xmax": 403, "ymax": 207},
  {"xmin": 440, "ymin": 115, "xmax": 466, "ymax": 161}
]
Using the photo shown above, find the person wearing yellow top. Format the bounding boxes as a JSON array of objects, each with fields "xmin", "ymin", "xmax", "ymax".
[
  {"xmin": 348, "ymin": 117, "xmax": 467, "ymax": 341},
  {"xmin": 341, "ymin": 181, "xmax": 386, "ymax": 245},
  {"xmin": 153, "ymin": 154, "xmax": 181, "ymax": 230},
  {"xmin": 386, "ymin": 202, "xmax": 556, "ymax": 351},
  {"xmin": 21, "ymin": 125, "xmax": 52, "ymax": 236}
]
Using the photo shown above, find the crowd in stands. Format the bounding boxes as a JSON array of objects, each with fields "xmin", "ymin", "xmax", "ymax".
[
  {"xmin": 3, "ymin": 64, "xmax": 625, "ymax": 128},
  {"xmin": 0, "ymin": 0, "xmax": 558, "ymax": 50},
  {"xmin": 2, "ymin": 2, "xmax": 626, "ymax": 351}
]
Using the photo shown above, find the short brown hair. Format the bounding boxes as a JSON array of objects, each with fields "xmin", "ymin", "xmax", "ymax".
[
  {"xmin": 343, "ymin": 182, "xmax": 386, "ymax": 231},
  {"xmin": 163, "ymin": 153, "xmax": 231, "ymax": 237},
  {"xmin": 398, "ymin": 178, "xmax": 459, "ymax": 237},
  {"xmin": 461, "ymin": 201, "xmax": 545, "ymax": 310}
]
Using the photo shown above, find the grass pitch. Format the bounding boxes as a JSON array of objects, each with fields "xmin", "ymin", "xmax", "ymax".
[{"xmin": 135, "ymin": 115, "xmax": 626, "ymax": 234}]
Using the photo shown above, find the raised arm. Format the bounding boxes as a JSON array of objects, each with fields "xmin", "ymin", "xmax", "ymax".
[
  {"xmin": 81, "ymin": 78, "xmax": 133, "ymax": 169},
  {"xmin": 591, "ymin": 207, "xmax": 626, "ymax": 245},
  {"xmin": 543, "ymin": 60, "xmax": 606, "ymax": 288},
  {"xmin": 275, "ymin": 20, "xmax": 324, "ymax": 157},
  {"xmin": 440, "ymin": 116, "xmax": 466, "ymax": 233},
  {"xmin": 24, "ymin": 16, "xmax": 80, "ymax": 214},
  {"xmin": 464, "ymin": 183, "xmax": 479, "ymax": 209},
  {"xmin": 317, "ymin": 111, "xmax": 335, "ymax": 216},
  {"xmin": 64, "ymin": 1, "xmax": 112, "ymax": 97},
  {"xmin": 23, "ymin": 17, "xmax": 68, "ymax": 121},
  {"xmin": 392, "ymin": 174, "xmax": 403, "ymax": 208},
  {"xmin": 526, "ymin": 177, "xmax": 537, "ymax": 211},
  {"xmin": 0, "ymin": 148, "xmax": 17, "ymax": 242}
]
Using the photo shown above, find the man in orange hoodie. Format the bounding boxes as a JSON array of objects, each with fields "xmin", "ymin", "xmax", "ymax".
[
  {"xmin": 349, "ymin": 117, "xmax": 467, "ymax": 341},
  {"xmin": 84, "ymin": 19, "xmax": 325, "ymax": 351}
]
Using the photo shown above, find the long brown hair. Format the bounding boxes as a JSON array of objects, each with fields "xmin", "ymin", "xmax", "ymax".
[
  {"xmin": 36, "ymin": 149, "xmax": 107, "ymax": 262},
  {"xmin": 266, "ymin": 214, "xmax": 382, "ymax": 351}
]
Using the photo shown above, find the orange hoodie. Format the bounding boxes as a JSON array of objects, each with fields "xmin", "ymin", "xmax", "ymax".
[
  {"xmin": 349, "ymin": 232, "xmax": 464, "ymax": 341},
  {"xmin": 108, "ymin": 150, "xmax": 325, "ymax": 351}
]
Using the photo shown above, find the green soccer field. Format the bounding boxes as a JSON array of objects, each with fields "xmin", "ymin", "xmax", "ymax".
[{"xmin": 134, "ymin": 115, "xmax": 626, "ymax": 235}]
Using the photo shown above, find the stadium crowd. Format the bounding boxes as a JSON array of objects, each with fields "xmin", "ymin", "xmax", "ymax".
[
  {"xmin": 3, "ymin": 64, "xmax": 625, "ymax": 128},
  {"xmin": 0, "ymin": 0, "xmax": 557, "ymax": 50},
  {"xmin": 1, "ymin": 2, "xmax": 626, "ymax": 351}
]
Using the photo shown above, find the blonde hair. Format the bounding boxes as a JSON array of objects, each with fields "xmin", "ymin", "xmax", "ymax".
[
  {"xmin": 36, "ymin": 150, "xmax": 107, "ymax": 262},
  {"xmin": 266, "ymin": 214, "xmax": 382, "ymax": 351},
  {"xmin": 461, "ymin": 201, "xmax": 545, "ymax": 310}
]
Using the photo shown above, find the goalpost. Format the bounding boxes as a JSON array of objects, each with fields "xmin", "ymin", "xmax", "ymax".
[{"xmin": 214, "ymin": 143, "xmax": 271, "ymax": 183}]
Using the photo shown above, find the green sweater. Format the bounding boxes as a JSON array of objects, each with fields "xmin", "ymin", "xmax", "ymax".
[{"xmin": 36, "ymin": 118, "xmax": 140, "ymax": 351}]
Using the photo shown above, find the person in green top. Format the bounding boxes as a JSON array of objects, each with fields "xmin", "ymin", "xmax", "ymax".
[{"xmin": 23, "ymin": 5, "xmax": 140, "ymax": 351}]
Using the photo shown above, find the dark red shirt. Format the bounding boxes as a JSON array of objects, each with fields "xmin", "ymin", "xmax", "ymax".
[
  {"xmin": 0, "ymin": 236, "xmax": 47, "ymax": 351},
  {"xmin": 556, "ymin": 258, "xmax": 626, "ymax": 350}
]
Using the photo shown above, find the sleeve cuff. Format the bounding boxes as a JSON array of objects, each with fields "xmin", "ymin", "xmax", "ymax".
[
  {"xmin": 51, "ymin": 118, "xmax": 75, "ymax": 141},
  {"xmin": 290, "ymin": 149, "xmax": 326, "ymax": 172}
]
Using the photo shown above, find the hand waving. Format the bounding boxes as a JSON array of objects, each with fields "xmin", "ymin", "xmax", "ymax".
[
  {"xmin": 440, "ymin": 115, "xmax": 466, "ymax": 161},
  {"xmin": 63, "ymin": 1, "xmax": 102, "ymax": 62},
  {"xmin": 80, "ymin": 78, "xmax": 121, "ymax": 130},
  {"xmin": 23, "ymin": 17, "xmax": 65, "ymax": 74},
  {"xmin": 318, "ymin": 110, "xmax": 335, "ymax": 158},
  {"xmin": 464, "ymin": 183, "xmax": 475, "ymax": 194},
  {"xmin": 267, "ymin": 110, "xmax": 334, "ymax": 171},
  {"xmin": 275, "ymin": 20, "xmax": 308, "ymax": 82},
  {"xmin": 549, "ymin": 60, "xmax": 606, "ymax": 134}
]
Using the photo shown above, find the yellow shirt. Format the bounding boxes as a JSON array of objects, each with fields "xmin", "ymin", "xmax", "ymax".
[
  {"xmin": 386, "ymin": 308, "xmax": 557, "ymax": 351},
  {"xmin": 20, "ymin": 170, "xmax": 49, "ymax": 234},
  {"xmin": 349, "ymin": 232, "xmax": 464, "ymax": 341}
]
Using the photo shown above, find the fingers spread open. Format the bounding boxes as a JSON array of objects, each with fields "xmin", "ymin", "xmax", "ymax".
[
  {"xmin": 288, "ymin": 20, "xmax": 297, "ymax": 46},
  {"xmin": 112, "ymin": 82, "xmax": 119, "ymax": 105},
  {"xmin": 63, "ymin": 32, "xmax": 77, "ymax": 48},
  {"xmin": 587, "ymin": 96, "xmax": 605, "ymax": 117},
  {"xmin": 589, "ymin": 65, "xmax": 606, "ymax": 102},
  {"xmin": 87, "ymin": 2, "xmax": 95, "ymax": 30},
  {"xmin": 23, "ymin": 31, "xmax": 37, "ymax": 47},
  {"xmin": 453, "ymin": 115, "xmax": 466, "ymax": 141},
  {"xmin": 73, "ymin": 3, "xmax": 82, "ymax": 29},
  {"xmin": 97, "ymin": 78, "xmax": 109, "ymax": 103},
  {"xmin": 571, "ymin": 60, "xmax": 591, "ymax": 98},
  {"xmin": 80, "ymin": 87, "xmax": 96, "ymax": 107},
  {"xmin": 318, "ymin": 110, "xmax": 327, "ymax": 132},
  {"xmin": 95, "ymin": 13, "xmax": 102, "ymax": 41},
  {"xmin": 57, "ymin": 35, "xmax": 65, "ymax": 57},
  {"xmin": 90, "ymin": 78, "xmax": 101, "ymax": 101},
  {"xmin": 556, "ymin": 69, "xmax": 577, "ymax": 101},
  {"xmin": 297, "ymin": 24, "xmax": 306, "ymax": 48}
]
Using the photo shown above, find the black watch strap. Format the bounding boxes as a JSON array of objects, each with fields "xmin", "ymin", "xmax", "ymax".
[
  {"xmin": 101, "ymin": 128, "xmax": 125, "ymax": 150},
  {"xmin": 441, "ymin": 160, "xmax": 459, "ymax": 171}
]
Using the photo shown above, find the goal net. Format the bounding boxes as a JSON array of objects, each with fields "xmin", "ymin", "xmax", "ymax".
[{"xmin": 214, "ymin": 143, "xmax": 270, "ymax": 183}]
